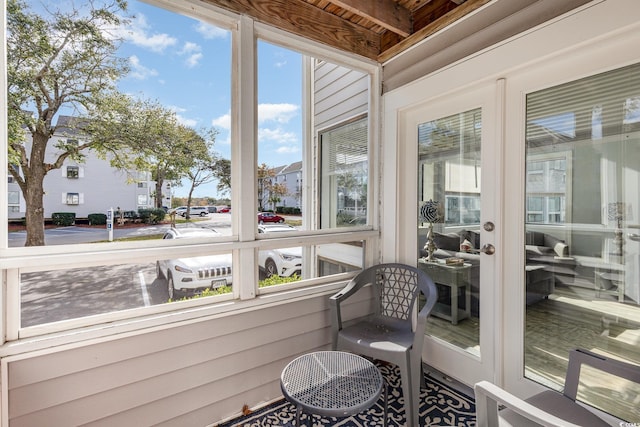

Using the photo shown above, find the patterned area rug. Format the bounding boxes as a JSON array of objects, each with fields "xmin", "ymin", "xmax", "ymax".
[{"xmin": 217, "ymin": 362, "xmax": 476, "ymax": 426}]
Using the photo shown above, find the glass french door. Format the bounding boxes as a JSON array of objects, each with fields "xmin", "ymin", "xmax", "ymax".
[
  {"xmin": 518, "ymin": 62, "xmax": 640, "ymax": 421},
  {"xmin": 400, "ymin": 84, "xmax": 499, "ymax": 385}
]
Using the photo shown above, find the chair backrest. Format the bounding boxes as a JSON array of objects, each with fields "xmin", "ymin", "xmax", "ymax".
[
  {"xmin": 564, "ymin": 348, "xmax": 640, "ymax": 400},
  {"xmin": 361, "ymin": 263, "xmax": 425, "ymax": 322},
  {"xmin": 475, "ymin": 348, "xmax": 640, "ymax": 426},
  {"xmin": 474, "ymin": 380, "xmax": 584, "ymax": 427}
]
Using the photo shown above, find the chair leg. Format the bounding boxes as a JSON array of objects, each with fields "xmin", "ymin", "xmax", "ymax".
[
  {"xmin": 410, "ymin": 352, "xmax": 422, "ymax": 424},
  {"xmin": 399, "ymin": 356, "xmax": 415, "ymax": 427}
]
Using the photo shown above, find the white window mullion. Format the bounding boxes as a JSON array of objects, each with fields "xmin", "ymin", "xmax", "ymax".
[
  {"xmin": 234, "ymin": 15, "xmax": 258, "ymax": 300},
  {"xmin": 5, "ymin": 269, "xmax": 20, "ymax": 342}
]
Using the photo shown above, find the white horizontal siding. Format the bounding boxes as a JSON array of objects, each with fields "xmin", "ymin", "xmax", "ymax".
[
  {"xmin": 5, "ymin": 288, "xmax": 373, "ymax": 426},
  {"xmin": 314, "ymin": 62, "xmax": 369, "ymax": 130}
]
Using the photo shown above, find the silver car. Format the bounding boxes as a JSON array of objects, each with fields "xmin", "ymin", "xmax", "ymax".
[{"xmin": 156, "ymin": 227, "xmax": 232, "ymax": 299}]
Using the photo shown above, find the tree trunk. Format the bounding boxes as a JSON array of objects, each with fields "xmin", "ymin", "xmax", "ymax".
[
  {"xmin": 155, "ymin": 178, "xmax": 164, "ymax": 208},
  {"xmin": 24, "ymin": 132, "xmax": 49, "ymax": 246}
]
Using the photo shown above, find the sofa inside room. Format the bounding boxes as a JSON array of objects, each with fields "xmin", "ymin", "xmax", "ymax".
[{"xmin": 418, "ymin": 228, "xmax": 577, "ymax": 316}]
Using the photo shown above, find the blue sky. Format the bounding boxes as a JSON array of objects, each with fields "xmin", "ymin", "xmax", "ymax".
[
  {"xmin": 113, "ymin": 1, "xmax": 303, "ymax": 197},
  {"xmin": 31, "ymin": 0, "xmax": 303, "ymax": 198}
]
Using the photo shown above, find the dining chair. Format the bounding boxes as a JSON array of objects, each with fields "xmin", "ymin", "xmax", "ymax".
[{"xmin": 329, "ymin": 263, "xmax": 438, "ymax": 427}]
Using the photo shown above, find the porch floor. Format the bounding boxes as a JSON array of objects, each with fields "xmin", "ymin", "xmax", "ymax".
[{"xmin": 215, "ymin": 361, "xmax": 476, "ymax": 426}]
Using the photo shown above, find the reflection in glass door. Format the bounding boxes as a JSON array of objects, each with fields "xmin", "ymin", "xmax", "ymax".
[
  {"xmin": 524, "ymin": 62, "xmax": 640, "ymax": 421},
  {"xmin": 417, "ymin": 108, "xmax": 482, "ymax": 355}
]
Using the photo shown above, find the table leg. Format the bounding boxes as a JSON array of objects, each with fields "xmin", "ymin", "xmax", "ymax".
[
  {"xmin": 451, "ymin": 284, "xmax": 459, "ymax": 325},
  {"xmin": 465, "ymin": 283, "xmax": 471, "ymax": 319},
  {"xmin": 295, "ymin": 405, "xmax": 302, "ymax": 426},
  {"xmin": 383, "ymin": 380, "xmax": 388, "ymax": 427}
]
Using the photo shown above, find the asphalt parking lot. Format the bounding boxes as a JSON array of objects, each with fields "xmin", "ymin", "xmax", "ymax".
[
  {"xmin": 12, "ymin": 214, "xmax": 234, "ymax": 327},
  {"xmin": 8, "ymin": 213, "xmax": 233, "ymax": 247}
]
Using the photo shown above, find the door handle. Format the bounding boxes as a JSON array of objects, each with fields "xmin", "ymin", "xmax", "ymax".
[
  {"xmin": 628, "ymin": 233, "xmax": 640, "ymax": 242},
  {"xmin": 480, "ymin": 244, "xmax": 495, "ymax": 255}
]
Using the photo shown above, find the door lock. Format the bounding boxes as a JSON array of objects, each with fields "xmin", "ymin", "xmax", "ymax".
[
  {"xmin": 483, "ymin": 222, "xmax": 495, "ymax": 232},
  {"xmin": 480, "ymin": 244, "xmax": 495, "ymax": 255}
]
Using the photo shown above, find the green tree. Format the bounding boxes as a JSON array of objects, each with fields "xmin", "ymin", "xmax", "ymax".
[
  {"xmin": 7, "ymin": 0, "xmax": 129, "ymax": 246},
  {"xmin": 257, "ymin": 163, "xmax": 275, "ymax": 211},
  {"xmin": 85, "ymin": 94, "xmax": 217, "ymax": 214},
  {"xmin": 211, "ymin": 157, "xmax": 231, "ymax": 196},
  {"xmin": 181, "ymin": 133, "xmax": 219, "ymax": 219}
]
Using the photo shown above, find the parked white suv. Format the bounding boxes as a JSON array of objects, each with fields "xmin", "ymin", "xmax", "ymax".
[
  {"xmin": 258, "ymin": 224, "xmax": 302, "ymax": 278},
  {"xmin": 181, "ymin": 206, "xmax": 209, "ymax": 217},
  {"xmin": 156, "ymin": 227, "xmax": 232, "ymax": 299}
]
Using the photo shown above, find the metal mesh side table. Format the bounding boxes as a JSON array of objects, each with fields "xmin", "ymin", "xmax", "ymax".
[{"xmin": 280, "ymin": 351, "xmax": 387, "ymax": 426}]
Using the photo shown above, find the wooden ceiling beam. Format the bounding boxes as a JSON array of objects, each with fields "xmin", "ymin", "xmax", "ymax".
[
  {"xmin": 327, "ymin": 0, "xmax": 412, "ymax": 37},
  {"xmin": 378, "ymin": 0, "xmax": 491, "ymax": 62},
  {"xmin": 203, "ymin": 0, "xmax": 381, "ymax": 60}
]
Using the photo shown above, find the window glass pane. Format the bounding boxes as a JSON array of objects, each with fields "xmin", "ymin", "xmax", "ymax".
[
  {"xmin": 67, "ymin": 166, "xmax": 79, "ymax": 178},
  {"xmin": 418, "ymin": 108, "xmax": 482, "ymax": 356},
  {"xmin": 320, "ymin": 118, "xmax": 368, "ymax": 228},
  {"xmin": 257, "ymin": 40, "xmax": 303, "ymax": 224},
  {"xmin": 524, "ymin": 62, "xmax": 640, "ymax": 421},
  {"xmin": 8, "ymin": 191, "xmax": 19, "ymax": 205},
  {"xmin": 66, "ymin": 193, "xmax": 80, "ymax": 205},
  {"xmin": 7, "ymin": 0, "xmax": 231, "ymax": 246},
  {"xmin": 257, "ymin": 238, "xmax": 364, "ymax": 291},
  {"xmin": 257, "ymin": 40, "xmax": 371, "ymax": 286},
  {"xmin": 22, "ymin": 251, "xmax": 233, "ymax": 327}
]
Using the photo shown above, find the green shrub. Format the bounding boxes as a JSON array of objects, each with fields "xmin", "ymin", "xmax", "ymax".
[
  {"xmin": 277, "ymin": 207, "xmax": 301, "ymax": 215},
  {"xmin": 169, "ymin": 285, "xmax": 232, "ymax": 302},
  {"xmin": 138, "ymin": 208, "xmax": 166, "ymax": 224},
  {"xmin": 88, "ymin": 213, "xmax": 107, "ymax": 225},
  {"xmin": 259, "ymin": 274, "xmax": 301, "ymax": 288},
  {"xmin": 51, "ymin": 212, "xmax": 75, "ymax": 226}
]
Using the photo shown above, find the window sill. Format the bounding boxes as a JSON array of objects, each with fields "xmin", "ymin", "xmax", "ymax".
[{"xmin": 0, "ymin": 279, "xmax": 350, "ymax": 358}]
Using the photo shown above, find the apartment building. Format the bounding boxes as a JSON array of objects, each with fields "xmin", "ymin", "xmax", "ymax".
[{"xmin": 8, "ymin": 116, "xmax": 161, "ymax": 220}]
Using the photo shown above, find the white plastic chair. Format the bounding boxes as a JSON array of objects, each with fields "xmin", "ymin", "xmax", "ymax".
[
  {"xmin": 329, "ymin": 263, "xmax": 438, "ymax": 427},
  {"xmin": 475, "ymin": 348, "xmax": 640, "ymax": 427}
]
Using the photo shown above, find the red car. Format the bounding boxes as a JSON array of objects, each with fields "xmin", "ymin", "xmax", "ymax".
[
  {"xmin": 218, "ymin": 206, "xmax": 231, "ymax": 213},
  {"xmin": 258, "ymin": 212, "xmax": 285, "ymax": 224}
]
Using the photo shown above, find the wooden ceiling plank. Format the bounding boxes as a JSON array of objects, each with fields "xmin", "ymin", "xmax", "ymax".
[
  {"xmin": 378, "ymin": 0, "xmax": 492, "ymax": 62},
  {"xmin": 327, "ymin": 0, "xmax": 412, "ymax": 37},
  {"xmin": 203, "ymin": 0, "xmax": 381, "ymax": 59}
]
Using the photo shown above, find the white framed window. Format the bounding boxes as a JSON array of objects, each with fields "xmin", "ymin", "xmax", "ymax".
[
  {"xmin": 8, "ymin": 190, "xmax": 19, "ymax": 204},
  {"xmin": 65, "ymin": 192, "xmax": 81, "ymax": 205},
  {"xmin": 66, "ymin": 166, "xmax": 79, "ymax": 179},
  {"xmin": 1, "ymin": 0, "xmax": 379, "ymax": 342}
]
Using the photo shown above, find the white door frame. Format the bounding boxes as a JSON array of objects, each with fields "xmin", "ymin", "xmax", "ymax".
[
  {"xmin": 394, "ymin": 83, "xmax": 500, "ymax": 385},
  {"xmin": 382, "ymin": 0, "xmax": 640, "ymax": 391}
]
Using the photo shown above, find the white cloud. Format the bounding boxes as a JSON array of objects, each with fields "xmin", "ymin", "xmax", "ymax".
[
  {"xmin": 185, "ymin": 53, "xmax": 203, "ymax": 68},
  {"xmin": 128, "ymin": 56, "xmax": 158, "ymax": 80},
  {"xmin": 180, "ymin": 42, "xmax": 200, "ymax": 54},
  {"xmin": 176, "ymin": 115, "xmax": 198, "ymax": 127},
  {"xmin": 179, "ymin": 42, "xmax": 203, "ymax": 68},
  {"xmin": 212, "ymin": 112, "xmax": 231, "ymax": 130},
  {"xmin": 258, "ymin": 103, "xmax": 299, "ymax": 124},
  {"xmin": 217, "ymin": 133, "xmax": 231, "ymax": 146},
  {"xmin": 166, "ymin": 105, "xmax": 198, "ymax": 127},
  {"xmin": 275, "ymin": 61, "xmax": 287, "ymax": 68},
  {"xmin": 276, "ymin": 145, "xmax": 300, "ymax": 154},
  {"xmin": 194, "ymin": 21, "xmax": 229, "ymax": 39},
  {"xmin": 258, "ymin": 127, "xmax": 298, "ymax": 144},
  {"xmin": 120, "ymin": 14, "xmax": 177, "ymax": 53}
]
